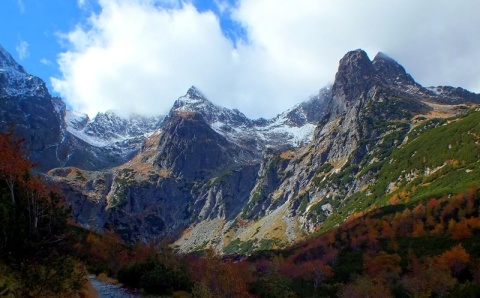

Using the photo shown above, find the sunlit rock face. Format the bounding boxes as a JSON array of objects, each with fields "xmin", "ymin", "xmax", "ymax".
[{"xmin": 2, "ymin": 44, "xmax": 480, "ymax": 252}]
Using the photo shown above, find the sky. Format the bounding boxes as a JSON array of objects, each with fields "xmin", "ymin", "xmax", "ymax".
[{"xmin": 1, "ymin": 0, "xmax": 480, "ymax": 119}]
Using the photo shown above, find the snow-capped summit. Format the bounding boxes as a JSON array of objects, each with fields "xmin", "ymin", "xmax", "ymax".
[
  {"xmin": 0, "ymin": 45, "xmax": 26, "ymax": 74},
  {"xmin": 171, "ymin": 86, "xmax": 253, "ymax": 128},
  {"xmin": 0, "ymin": 45, "xmax": 49, "ymax": 98},
  {"xmin": 66, "ymin": 110, "xmax": 163, "ymax": 148},
  {"xmin": 185, "ymin": 85, "xmax": 206, "ymax": 99},
  {"xmin": 166, "ymin": 86, "xmax": 329, "ymax": 151}
]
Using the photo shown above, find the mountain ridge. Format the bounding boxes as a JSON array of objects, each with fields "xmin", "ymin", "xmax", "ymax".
[{"xmin": 2, "ymin": 44, "xmax": 480, "ymax": 254}]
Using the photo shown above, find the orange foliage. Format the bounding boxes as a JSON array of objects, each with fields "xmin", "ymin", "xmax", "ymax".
[
  {"xmin": 467, "ymin": 217, "xmax": 480, "ymax": 230},
  {"xmin": 436, "ymin": 244, "xmax": 470, "ymax": 276},
  {"xmin": 364, "ymin": 252, "xmax": 401, "ymax": 283},
  {"xmin": 189, "ymin": 252, "xmax": 251, "ymax": 298},
  {"xmin": 83, "ymin": 231, "xmax": 126, "ymax": 275},
  {"xmin": 402, "ymin": 258, "xmax": 457, "ymax": 297},
  {"xmin": 0, "ymin": 131, "xmax": 32, "ymax": 208},
  {"xmin": 389, "ymin": 194, "xmax": 400, "ymax": 205},
  {"xmin": 430, "ymin": 223, "xmax": 445, "ymax": 235},
  {"xmin": 379, "ymin": 221, "xmax": 394, "ymax": 240},
  {"xmin": 412, "ymin": 220, "xmax": 425, "ymax": 237},
  {"xmin": 450, "ymin": 219, "xmax": 472, "ymax": 240},
  {"xmin": 412, "ymin": 204, "xmax": 426, "ymax": 220}
]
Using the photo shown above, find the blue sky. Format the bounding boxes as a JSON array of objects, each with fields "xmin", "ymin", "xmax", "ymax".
[
  {"xmin": 0, "ymin": 0, "xmax": 240, "ymax": 91},
  {"xmin": 1, "ymin": 1, "xmax": 97, "ymax": 83},
  {"xmin": 1, "ymin": 0, "xmax": 480, "ymax": 118}
]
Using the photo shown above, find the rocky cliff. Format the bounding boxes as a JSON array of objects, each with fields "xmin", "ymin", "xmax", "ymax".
[
  {"xmin": 0, "ymin": 44, "xmax": 164, "ymax": 171},
  {"xmin": 2, "ymin": 44, "xmax": 480, "ymax": 253}
]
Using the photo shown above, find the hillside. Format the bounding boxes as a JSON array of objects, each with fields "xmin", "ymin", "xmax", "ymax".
[
  {"xmin": 322, "ymin": 107, "xmax": 480, "ymax": 232},
  {"xmin": 3, "ymin": 42, "xmax": 480, "ymax": 297},
  {"xmin": 238, "ymin": 187, "xmax": 480, "ymax": 297},
  {"xmin": 2, "ymin": 43, "xmax": 480, "ymax": 255}
]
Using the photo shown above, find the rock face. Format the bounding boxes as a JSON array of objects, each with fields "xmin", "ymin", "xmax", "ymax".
[
  {"xmin": 154, "ymin": 111, "xmax": 254, "ymax": 180},
  {"xmin": 64, "ymin": 110, "xmax": 163, "ymax": 171},
  {"xmin": 0, "ymin": 45, "xmax": 65, "ymax": 170},
  {"xmin": 2, "ymin": 44, "xmax": 480, "ymax": 253},
  {"xmin": 0, "ymin": 45, "xmax": 163, "ymax": 171},
  {"xmin": 168, "ymin": 85, "xmax": 328, "ymax": 151}
]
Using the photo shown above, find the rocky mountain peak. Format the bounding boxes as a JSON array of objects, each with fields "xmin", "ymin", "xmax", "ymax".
[
  {"xmin": 0, "ymin": 45, "xmax": 26, "ymax": 74},
  {"xmin": 186, "ymin": 85, "xmax": 206, "ymax": 99},
  {"xmin": 155, "ymin": 111, "xmax": 247, "ymax": 180},
  {"xmin": 334, "ymin": 49, "xmax": 374, "ymax": 84},
  {"xmin": 427, "ymin": 85, "xmax": 480, "ymax": 104},
  {"xmin": 168, "ymin": 86, "xmax": 254, "ymax": 132},
  {"xmin": 0, "ymin": 44, "xmax": 49, "ymax": 99},
  {"xmin": 172, "ymin": 86, "xmax": 212, "ymax": 113},
  {"xmin": 372, "ymin": 52, "xmax": 416, "ymax": 86},
  {"xmin": 326, "ymin": 50, "xmax": 375, "ymax": 118}
]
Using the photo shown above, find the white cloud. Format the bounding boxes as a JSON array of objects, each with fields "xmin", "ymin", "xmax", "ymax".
[
  {"xmin": 16, "ymin": 0, "xmax": 25, "ymax": 14},
  {"xmin": 40, "ymin": 58, "xmax": 52, "ymax": 65},
  {"xmin": 53, "ymin": 1, "xmax": 233, "ymax": 117},
  {"xmin": 77, "ymin": 0, "xmax": 86, "ymax": 8},
  {"xmin": 233, "ymin": 0, "xmax": 480, "ymax": 96},
  {"xmin": 53, "ymin": 0, "xmax": 480, "ymax": 119},
  {"xmin": 16, "ymin": 40, "xmax": 29, "ymax": 60}
]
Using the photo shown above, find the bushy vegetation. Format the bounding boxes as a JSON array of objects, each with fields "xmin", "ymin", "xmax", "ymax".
[
  {"xmin": 241, "ymin": 188, "xmax": 480, "ymax": 297},
  {"xmin": 67, "ymin": 186, "xmax": 480, "ymax": 297},
  {"xmin": 118, "ymin": 257, "xmax": 191, "ymax": 295},
  {"xmin": 0, "ymin": 131, "xmax": 86, "ymax": 297},
  {"xmin": 2, "ymin": 108, "xmax": 480, "ymax": 297},
  {"xmin": 320, "ymin": 109, "xmax": 480, "ymax": 231}
]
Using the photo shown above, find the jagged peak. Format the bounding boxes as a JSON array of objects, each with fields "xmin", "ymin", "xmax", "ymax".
[
  {"xmin": 335, "ymin": 49, "xmax": 374, "ymax": 82},
  {"xmin": 0, "ymin": 44, "xmax": 26, "ymax": 73},
  {"xmin": 186, "ymin": 85, "xmax": 206, "ymax": 100},
  {"xmin": 332, "ymin": 49, "xmax": 375, "ymax": 103},
  {"xmin": 372, "ymin": 51, "xmax": 416, "ymax": 85},
  {"xmin": 173, "ymin": 86, "xmax": 212, "ymax": 112},
  {"xmin": 373, "ymin": 51, "xmax": 393, "ymax": 61},
  {"xmin": 93, "ymin": 110, "xmax": 124, "ymax": 119},
  {"xmin": 339, "ymin": 49, "xmax": 373, "ymax": 67}
]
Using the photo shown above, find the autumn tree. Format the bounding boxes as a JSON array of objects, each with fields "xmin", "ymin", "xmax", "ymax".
[
  {"xmin": 412, "ymin": 219, "xmax": 426, "ymax": 237},
  {"xmin": 402, "ymin": 258, "xmax": 457, "ymax": 298},
  {"xmin": 437, "ymin": 244, "xmax": 470, "ymax": 277},
  {"xmin": 0, "ymin": 131, "xmax": 85, "ymax": 297},
  {"xmin": 0, "ymin": 131, "xmax": 31, "ymax": 211},
  {"xmin": 189, "ymin": 249, "xmax": 250, "ymax": 298},
  {"xmin": 363, "ymin": 252, "xmax": 401, "ymax": 284},
  {"xmin": 450, "ymin": 219, "xmax": 472, "ymax": 240}
]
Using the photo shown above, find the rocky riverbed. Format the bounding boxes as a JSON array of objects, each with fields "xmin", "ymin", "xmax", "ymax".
[{"xmin": 89, "ymin": 275, "xmax": 140, "ymax": 298}]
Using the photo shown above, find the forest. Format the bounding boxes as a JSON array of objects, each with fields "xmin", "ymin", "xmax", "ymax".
[{"xmin": 1, "ymin": 130, "xmax": 480, "ymax": 297}]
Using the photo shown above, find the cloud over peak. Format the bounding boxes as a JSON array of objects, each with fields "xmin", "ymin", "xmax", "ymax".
[{"xmin": 52, "ymin": 0, "xmax": 480, "ymax": 119}]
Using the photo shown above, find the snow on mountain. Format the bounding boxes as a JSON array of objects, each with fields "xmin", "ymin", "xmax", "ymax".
[
  {"xmin": 66, "ymin": 110, "xmax": 163, "ymax": 148},
  {"xmin": 173, "ymin": 86, "xmax": 328, "ymax": 150},
  {"xmin": 255, "ymin": 117, "xmax": 317, "ymax": 147},
  {"xmin": 0, "ymin": 45, "xmax": 48, "ymax": 98}
]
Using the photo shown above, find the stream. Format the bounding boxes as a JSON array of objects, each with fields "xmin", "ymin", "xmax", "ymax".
[{"xmin": 89, "ymin": 275, "xmax": 140, "ymax": 298}]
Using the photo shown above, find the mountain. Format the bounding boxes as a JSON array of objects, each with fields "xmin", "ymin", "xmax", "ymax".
[
  {"xmin": 63, "ymin": 110, "xmax": 163, "ymax": 170},
  {"xmin": 0, "ymin": 44, "xmax": 163, "ymax": 171},
  {"xmin": 0, "ymin": 45, "xmax": 65, "ymax": 170},
  {"xmin": 2, "ymin": 44, "xmax": 480, "ymax": 254},
  {"xmin": 169, "ymin": 85, "xmax": 329, "ymax": 151}
]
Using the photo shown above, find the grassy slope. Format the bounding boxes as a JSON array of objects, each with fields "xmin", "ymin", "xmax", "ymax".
[{"xmin": 321, "ymin": 108, "xmax": 480, "ymax": 232}]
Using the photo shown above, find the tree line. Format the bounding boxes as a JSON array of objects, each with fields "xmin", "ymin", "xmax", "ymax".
[{"xmin": 2, "ymin": 129, "xmax": 480, "ymax": 297}]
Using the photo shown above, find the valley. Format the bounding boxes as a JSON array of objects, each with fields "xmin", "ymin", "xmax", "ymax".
[{"xmin": 2, "ymin": 43, "xmax": 480, "ymax": 297}]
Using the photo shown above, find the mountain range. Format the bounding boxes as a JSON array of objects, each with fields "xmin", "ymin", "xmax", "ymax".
[{"xmin": 1, "ymin": 44, "xmax": 480, "ymax": 254}]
